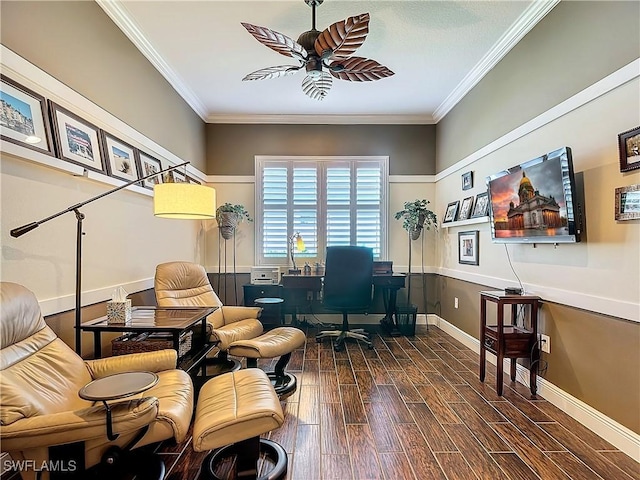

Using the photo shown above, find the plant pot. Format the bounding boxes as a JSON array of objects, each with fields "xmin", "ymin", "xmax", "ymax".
[
  {"xmin": 217, "ymin": 212, "xmax": 239, "ymax": 240},
  {"xmin": 410, "ymin": 226, "xmax": 422, "ymax": 240}
]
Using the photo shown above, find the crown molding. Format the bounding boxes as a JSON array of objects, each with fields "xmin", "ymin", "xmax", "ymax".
[
  {"xmin": 435, "ymin": 58, "xmax": 640, "ymax": 182},
  {"xmin": 205, "ymin": 114, "xmax": 435, "ymax": 125},
  {"xmin": 96, "ymin": 0, "xmax": 208, "ymax": 120},
  {"xmin": 433, "ymin": 0, "xmax": 560, "ymax": 122}
]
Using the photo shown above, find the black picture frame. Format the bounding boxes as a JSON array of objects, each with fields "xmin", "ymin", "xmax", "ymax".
[
  {"xmin": 470, "ymin": 191, "xmax": 490, "ymax": 218},
  {"xmin": 443, "ymin": 201, "xmax": 460, "ymax": 223},
  {"xmin": 101, "ymin": 132, "xmax": 140, "ymax": 182},
  {"xmin": 0, "ymin": 75, "xmax": 54, "ymax": 156},
  {"xmin": 458, "ymin": 230, "xmax": 479, "ymax": 265},
  {"xmin": 619, "ymin": 126, "xmax": 640, "ymax": 172},
  {"xmin": 49, "ymin": 101, "xmax": 106, "ymax": 173},
  {"xmin": 462, "ymin": 171, "xmax": 473, "ymax": 190},
  {"xmin": 137, "ymin": 151, "xmax": 163, "ymax": 189},
  {"xmin": 458, "ymin": 196, "xmax": 474, "ymax": 221}
]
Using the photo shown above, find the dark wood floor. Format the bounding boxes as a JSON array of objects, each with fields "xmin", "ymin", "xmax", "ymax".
[{"xmin": 155, "ymin": 324, "xmax": 639, "ymax": 480}]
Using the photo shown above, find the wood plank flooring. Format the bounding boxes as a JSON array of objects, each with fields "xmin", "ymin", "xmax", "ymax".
[
  {"xmin": 3, "ymin": 325, "xmax": 636, "ymax": 480},
  {"xmin": 156, "ymin": 325, "xmax": 639, "ymax": 480}
]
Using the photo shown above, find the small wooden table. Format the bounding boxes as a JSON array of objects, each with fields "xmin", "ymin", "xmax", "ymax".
[
  {"xmin": 79, "ymin": 306, "xmax": 216, "ymax": 375},
  {"xmin": 479, "ymin": 291, "xmax": 541, "ymax": 396}
]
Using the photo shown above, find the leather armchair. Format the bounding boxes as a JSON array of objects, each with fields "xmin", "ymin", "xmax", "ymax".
[
  {"xmin": 154, "ymin": 262, "xmax": 264, "ymax": 364},
  {"xmin": 0, "ymin": 282, "xmax": 194, "ymax": 479}
]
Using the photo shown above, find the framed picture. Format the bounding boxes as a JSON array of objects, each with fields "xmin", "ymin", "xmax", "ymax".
[
  {"xmin": 615, "ymin": 184, "xmax": 640, "ymax": 221},
  {"xmin": 443, "ymin": 201, "xmax": 460, "ymax": 223},
  {"xmin": 50, "ymin": 102, "xmax": 105, "ymax": 173},
  {"xmin": 458, "ymin": 230, "xmax": 479, "ymax": 265},
  {"xmin": 471, "ymin": 191, "xmax": 490, "ymax": 218},
  {"xmin": 618, "ymin": 126, "xmax": 640, "ymax": 172},
  {"xmin": 462, "ymin": 171, "xmax": 473, "ymax": 190},
  {"xmin": 172, "ymin": 169, "xmax": 187, "ymax": 183},
  {"xmin": 186, "ymin": 175, "xmax": 202, "ymax": 185},
  {"xmin": 102, "ymin": 132, "xmax": 139, "ymax": 182},
  {"xmin": 458, "ymin": 196, "xmax": 474, "ymax": 221},
  {"xmin": 137, "ymin": 151, "xmax": 163, "ymax": 189},
  {"xmin": 0, "ymin": 75, "xmax": 54, "ymax": 155}
]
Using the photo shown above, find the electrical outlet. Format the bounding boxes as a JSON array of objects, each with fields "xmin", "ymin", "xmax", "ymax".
[
  {"xmin": 540, "ymin": 334, "xmax": 550, "ymax": 354},
  {"xmin": 454, "ymin": 297, "xmax": 459, "ymax": 309},
  {"xmin": 306, "ymin": 290, "xmax": 313, "ymax": 301}
]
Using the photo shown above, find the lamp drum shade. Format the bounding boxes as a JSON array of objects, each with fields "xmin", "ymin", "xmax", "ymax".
[{"xmin": 154, "ymin": 183, "xmax": 216, "ymax": 219}]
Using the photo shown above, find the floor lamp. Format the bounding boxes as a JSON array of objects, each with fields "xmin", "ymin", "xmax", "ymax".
[{"xmin": 10, "ymin": 162, "xmax": 216, "ymax": 356}]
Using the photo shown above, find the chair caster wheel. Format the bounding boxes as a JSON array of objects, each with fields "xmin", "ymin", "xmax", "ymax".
[
  {"xmin": 367, "ymin": 344, "xmax": 374, "ymax": 350},
  {"xmin": 333, "ymin": 343, "xmax": 344, "ymax": 352}
]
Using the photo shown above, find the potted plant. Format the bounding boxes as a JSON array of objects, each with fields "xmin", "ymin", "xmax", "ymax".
[
  {"xmin": 215, "ymin": 203, "xmax": 253, "ymax": 240},
  {"xmin": 394, "ymin": 199, "xmax": 438, "ymax": 240}
]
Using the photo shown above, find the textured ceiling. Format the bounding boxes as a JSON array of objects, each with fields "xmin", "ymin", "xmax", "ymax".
[{"xmin": 98, "ymin": 0, "xmax": 558, "ymax": 123}]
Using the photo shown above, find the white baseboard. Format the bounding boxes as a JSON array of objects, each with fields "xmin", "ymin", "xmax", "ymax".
[{"xmin": 432, "ymin": 315, "xmax": 640, "ymax": 462}]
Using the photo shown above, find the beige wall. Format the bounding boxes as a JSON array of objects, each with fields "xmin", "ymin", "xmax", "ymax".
[
  {"xmin": 438, "ymin": 277, "xmax": 640, "ymax": 433},
  {"xmin": 1, "ymin": 0, "xmax": 206, "ymax": 170},
  {"xmin": 435, "ymin": 0, "xmax": 640, "ymax": 434},
  {"xmin": 436, "ymin": 1, "xmax": 640, "ymax": 170},
  {"xmin": 207, "ymin": 124, "xmax": 436, "ymax": 176},
  {"xmin": 0, "ymin": 1, "xmax": 208, "ymax": 348}
]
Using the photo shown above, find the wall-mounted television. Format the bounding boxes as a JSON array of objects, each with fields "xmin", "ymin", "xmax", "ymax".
[{"xmin": 487, "ymin": 147, "xmax": 582, "ymax": 244}]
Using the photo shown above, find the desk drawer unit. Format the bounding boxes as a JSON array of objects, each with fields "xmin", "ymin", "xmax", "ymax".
[{"xmin": 484, "ymin": 325, "xmax": 534, "ymax": 357}]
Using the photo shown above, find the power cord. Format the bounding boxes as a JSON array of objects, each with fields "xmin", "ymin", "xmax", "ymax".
[
  {"xmin": 530, "ymin": 338, "xmax": 549, "ymax": 376},
  {"xmin": 504, "ymin": 244, "xmax": 525, "ymax": 294}
]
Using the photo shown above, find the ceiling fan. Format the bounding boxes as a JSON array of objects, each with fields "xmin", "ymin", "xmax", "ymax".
[{"xmin": 241, "ymin": 0, "xmax": 394, "ymax": 100}]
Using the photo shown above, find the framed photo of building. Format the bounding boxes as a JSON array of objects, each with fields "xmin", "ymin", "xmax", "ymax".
[
  {"xmin": 470, "ymin": 191, "xmax": 490, "ymax": 218},
  {"xmin": 443, "ymin": 201, "xmax": 460, "ymax": 223},
  {"xmin": 186, "ymin": 175, "xmax": 202, "ymax": 185},
  {"xmin": 0, "ymin": 75, "xmax": 54, "ymax": 155},
  {"xmin": 50, "ymin": 102, "xmax": 105, "ymax": 173},
  {"xmin": 618, "ymin": 126, "xmax": 640, "ymax": 172},
  {"xmin": 102, "ymin": 132, "xmax": 139, "ymax": 182},
  {"xmin": 458, "ymin": 230, "xmax": 479, "ymax": 265},
  {"xmin": 137, "ymin": 151, "xmax": 163, "ymax": 189}
]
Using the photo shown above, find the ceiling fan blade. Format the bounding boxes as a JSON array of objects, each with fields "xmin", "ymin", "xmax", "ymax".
[
  {"xmin": 301, "ymin": 72, "xmax": 333, "ymax": 101},
  {"xmin": 241, "ymin": 22, "xmax": 307, "ymax": 60},
  {"xmin": 314, "ymin": 13, "xmax": 370, "ymax": 61},
  {"xmin": 329, "ymin": 57, "xmax": 394, "ymax": 82},
  {"xmin": 242, "ymin": 65, "xmax": 303, "ymax": 81}
]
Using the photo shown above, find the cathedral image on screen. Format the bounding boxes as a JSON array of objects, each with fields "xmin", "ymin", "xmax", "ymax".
[{"xmin": 504, "ymin": 172, "xmax": 564, "ymax": 230}]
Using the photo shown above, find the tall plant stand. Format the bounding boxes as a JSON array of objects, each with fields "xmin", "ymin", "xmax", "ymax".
[
  {"xmin": 217, "ymin": 228, "xmax": 238, "ymax": 305},
  {"xmin": 406, "ymin": 230, "xmax": 429, "ymax": 333}
]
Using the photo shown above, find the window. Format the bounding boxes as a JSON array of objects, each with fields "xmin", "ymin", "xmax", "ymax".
[{"xmin": 255, "ymin": 156, "xmax": 388, "ymax": 267}]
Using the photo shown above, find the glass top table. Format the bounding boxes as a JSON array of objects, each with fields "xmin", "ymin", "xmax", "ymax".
[{"xmin": 79, "ymin": 306, "xmax": 216, "ymax": 360}]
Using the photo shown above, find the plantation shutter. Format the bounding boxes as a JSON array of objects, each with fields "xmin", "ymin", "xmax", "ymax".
[{"xmin": 256, "ymin": 157, "xmax": 387, "ymax": 266}]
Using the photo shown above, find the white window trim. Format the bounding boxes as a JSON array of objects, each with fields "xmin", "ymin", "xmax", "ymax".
[{"xmin": 254, "ymin": 155, "xmax": 389, "ymax": 266}]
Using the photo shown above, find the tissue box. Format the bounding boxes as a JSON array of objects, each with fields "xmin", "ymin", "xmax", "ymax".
[{"xmin": 106, "ymin": 299, "xmax": 132, "ymax": 324}]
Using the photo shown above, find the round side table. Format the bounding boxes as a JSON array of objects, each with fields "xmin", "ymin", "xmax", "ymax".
[
  {"xmin": 254, "ymin": 297, "xmax": 285, "ymax": 325},
  {"xmin": 79, "ymin": 371, "xmax": 158, "ymax": 440}
]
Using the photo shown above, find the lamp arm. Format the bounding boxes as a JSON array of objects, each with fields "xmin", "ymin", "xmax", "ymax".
[{"xmin": 10, "ymin": 162, "xmax": 190, "ymax": 237}]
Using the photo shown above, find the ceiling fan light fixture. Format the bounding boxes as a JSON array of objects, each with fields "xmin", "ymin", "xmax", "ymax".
[{"xmin": 241, "ymin": 0, "xmax": 394, "ymax": 100}]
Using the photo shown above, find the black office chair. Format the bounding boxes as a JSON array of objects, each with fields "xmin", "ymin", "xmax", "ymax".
[{"xmin": 316, "ymin": 246, "xmax": 374, "ymax": 351}]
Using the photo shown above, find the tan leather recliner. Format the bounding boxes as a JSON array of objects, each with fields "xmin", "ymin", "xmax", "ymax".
[
  {"xmin": 154, "ymin": 262, "xmax": 264, "ymax": 366},
  {"xmin": 0, "ymin": 282, "xmax": 194, "ymax": 479}
]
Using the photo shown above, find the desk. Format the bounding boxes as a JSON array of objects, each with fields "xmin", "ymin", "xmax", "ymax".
[
  {"xmin": 280, "ymin": 273, "xmax": 406, "ymax": 332},
  {"xmin": 479, "ymin": 291, "xmax": 540, "ymax": 396},
  {"xmin": 79, "ymin": 307, "xmax": 216, "ymax": 376}
]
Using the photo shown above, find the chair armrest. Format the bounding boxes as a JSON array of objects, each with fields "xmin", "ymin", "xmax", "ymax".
[
  {"xmin": 220, "ymin": 306, "xmax": 262, "ymax": 324},
  {"xmin": 0, "ymin": 398, "xmax": 158, "ymax": 451},
  {"xmin": 85, "ymin": 349, "xmax": 178, "ymax": 379}
]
